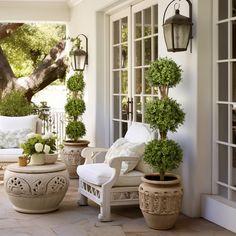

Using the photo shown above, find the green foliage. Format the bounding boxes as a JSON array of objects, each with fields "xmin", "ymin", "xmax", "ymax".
[
  {"xmin": 148, "ymin": 57, "xmax": 182, "ymax": 88},
  {"xmin": 67, "ymin": 72, "xmax": 85, "ymax": 92},
  {"xmin": 65, "ymin": 72, "xmax": 86, "ymax": 142},
  {"xmin": 145, "ymin": 97, "xmax": 185, "ymax": 137},
  {"xmin": 65, "ymin": 98, "xmax": 85, "ymax": 117},
  {"xmin": 0, "ymin": 90, "xmax": 34, "ymax": 116},
  {"xmin": 66, "ymin": 120, "xmax": 86, "ymax": 141},
  {"xmin": 144, "ymin": 58, "xmax": 185, "ymax": 179},
  {"xmin": 144, "ymin": 139, "xmax": 183, "ymax": 180},
  {"xmin": 0, "ymin": 23, "xmax": 66, "ymax": 77},
  {"xmin": 21, "ymin": 132, "xmax": 57, "ymax": 157}
]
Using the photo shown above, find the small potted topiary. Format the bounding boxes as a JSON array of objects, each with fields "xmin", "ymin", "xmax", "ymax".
[
  {"xmin": 138, "ymin": 57, "xmax": 185, "ymax": 230},
  {"xmin": 60, "ymin": 72, "xmax": 89, "ymax": 178}
]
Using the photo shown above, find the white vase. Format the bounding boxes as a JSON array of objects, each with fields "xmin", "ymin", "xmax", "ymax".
[
  {"xmin": 45, "ymin": 153, "xmax": 58, "ymax": 164},
  {"xmin": 30, "ymin": 153, "xmax": 45, "ymax": 165}
]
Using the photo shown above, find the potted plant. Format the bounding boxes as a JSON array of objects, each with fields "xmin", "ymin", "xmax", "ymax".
[
  {"xmin": 60, "ymin": 72, "xmax": 89, "ymax": 178},
  {"xmin": 21, "ymin": 132, "xmax": 57, "ymax": 165},
  {"xmin": 138, "ymin": 57, "xmax": 185, "ymax": 230}
]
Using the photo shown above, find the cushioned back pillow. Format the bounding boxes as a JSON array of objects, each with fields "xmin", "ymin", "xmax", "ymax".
[
  {"xmin": 105, "ymin": 138, "xmax": 145, "ymax": 174},
  {"xmin": 0, "ymin": 115, "xmax": 38, "ymax": 132},
  {"xmin": 0, "ymin": 115, "xmax": 38, "ymax": 148}
]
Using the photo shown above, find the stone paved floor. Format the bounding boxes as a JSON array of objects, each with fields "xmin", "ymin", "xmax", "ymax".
[{"xmin": 0, "ymin": 179, "xmax": 235, "ymax": 236}]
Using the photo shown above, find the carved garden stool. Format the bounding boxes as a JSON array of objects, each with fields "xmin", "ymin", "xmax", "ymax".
[{"xmin": 4, "ymin": 162, "xmax": 69, "ymax": 213}]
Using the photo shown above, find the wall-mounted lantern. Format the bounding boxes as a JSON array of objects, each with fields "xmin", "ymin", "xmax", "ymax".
[
  {"xmin": 70, "ymin": 34, "xmax": 88, "ymax": 71},
  {"xmin": 163, "ymin": 0, "xmax": 193, "ymax": 52}
]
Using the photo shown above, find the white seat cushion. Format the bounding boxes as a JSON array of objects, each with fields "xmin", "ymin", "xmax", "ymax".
[
  {"xmin": 0, "ymin": 148, "xmax": 23, "ymax": 161},
  {"xmin": 77, "ymin": 163, "xmax": 144, "ymax": 187}
]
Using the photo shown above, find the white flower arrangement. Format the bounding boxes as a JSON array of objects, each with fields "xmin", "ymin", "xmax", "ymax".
[{"xmin": 21, "ymin": 132, "xmax": 57, "ymax": 157}]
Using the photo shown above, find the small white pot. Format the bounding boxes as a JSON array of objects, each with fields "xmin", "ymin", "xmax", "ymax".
[{"xmin": 30, "ymin": 153, "xmax": 45, "ymax": 165}]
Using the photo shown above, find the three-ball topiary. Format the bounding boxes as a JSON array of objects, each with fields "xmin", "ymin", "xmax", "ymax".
[
  {"xmin": 144, "ymin": 57, "xmax": 185, "ymax": 181},
  {"xmin": 65, "ymin": 72, "xmax": 86, "ymax": 142}
]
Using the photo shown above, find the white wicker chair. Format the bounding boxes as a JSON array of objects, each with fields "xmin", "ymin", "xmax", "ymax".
[{"xmin": 77, "ymin": 122, "xmax": 155, "ymax": 221}]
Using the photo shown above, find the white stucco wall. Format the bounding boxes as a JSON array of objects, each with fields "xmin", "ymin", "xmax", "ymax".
[{"xmin": 68, "ymin": 0, "xmax": 213, "ymax": 217}]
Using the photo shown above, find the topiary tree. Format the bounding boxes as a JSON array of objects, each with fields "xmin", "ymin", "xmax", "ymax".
[
  {"xmin": 0, "ymin": 90, "xmax": 34, "ymax": 116},
  {"xmin": 65, "ymin": 72, "xmax": 86, "ymax": 142},
  {"xmin": 144, "ymin": 57, "xmax": 185, "ymax": 181}
]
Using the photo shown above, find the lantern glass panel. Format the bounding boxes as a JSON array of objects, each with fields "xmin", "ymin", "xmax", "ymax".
[
  {"xmin": 173, "ymin": 23, "xmax": 191, "ymax": 50},
  {"xmin": 72, "ymin": 54, "xmax": 86, "ymax": 71},
  {"xmin": 163, "ymin": 24, "xmax": 173, "ymax": 51}
]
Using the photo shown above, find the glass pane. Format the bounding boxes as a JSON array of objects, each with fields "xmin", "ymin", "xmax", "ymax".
[
  {"xmin": 233, "ymin": 106, "xmax": 236, "ymax": 144},
  {"xmin": 113, "ymin": 20, "xmax": 120, "ymax": 44},
  {"xmin": 233, "ymin": 0, "xmax": 236, "ymax": 17},
  {"xmin": 153, "ymin": 4, "xmax": 158, "ymax": 34},
  {"xmin": 144, "ymin": 7, "xmax": 151, "ymax": 36},
  {"xmin": 113, "ymin": 121, "xmax": 119, "ymax": 141},
  {"xmin": 218, "ymin": 185, "xmax": 228, "ymax": 199},
  {"xmin": 219, "ymin": 0, "xmax": 228, "ymax": 20},
  {"xmin": 135, "ymin": 40, "xmax": 142, "ymax": 66},
  {"xmin": 154, "ymin": 36, "xmax": 158, "ymax": 60},
  {"xmin": 135, "ymin": 69, "xmax": 142, "ymax": 94},
  {"xmin": 144, "ymin": 38, "xmax": 151, "ymax": 65},
  {"xmin": 135, "ymin": 96, "xmax": 142, "ymax": 122},
  {"xmin": 218, "ymin": 144, "xmax": 228, "ymax": 184},
  {"xmin": 121, "ymin": 17, "xmax": 128, "ymax": 43},
  {"xmin": 218, "ymin": 62, "xmax": 228, "ymax": 101},
  {"xmin": 121, "ymin": 70, "xmax": 128, "ymax": 94},
  {"xmin": 122, "ymin": 122, "xmax": 128, "ymax": 137},
  {"xmin": 233, "ymin": 62, "xmax": 236, "ymax": 102},
  {"xmin": 233, "ymin": 146, "xmax": 236, "ymax": 168},
  {"xmin": 233, "ymin": 21, "xmax": 236, "ymax": 58},
  {"xmin": 121, "ymin": 96, "xmax": 128, "ymax": 120},
  {"xmin": 121, "ymin": 44, "xmax": 128, "ymax": 68},
  {"xmin": 113, "ymin": 71, "xmax": 120, "ymax": 94},
  {"xmin": 113, "ymin": 96, "xmax": 120, "ymax": 119},
  {"xmin": 113, "ymin": 46, "xmax": 120, "ymax": 69},
  {"xmin": 135, "ymin": 11, "xmax": 142, "ymax": 39},
  {"xmin": 218, "ymin": 23, "xmax": 228, "ymax": 60},
  {"xmin": 231, "ymin": 190, "xmax": 236, "ymax": 201},
  {"xmin": 218, "ymin": 104, "xmax": 228, "ymax": 142},
  {"xmin": 144, "ymin": 68, "xmax": 151, "ymax": 94}
]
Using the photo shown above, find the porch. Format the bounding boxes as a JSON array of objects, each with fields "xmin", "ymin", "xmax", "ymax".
[{"xmin": 0, "ymin": 180, "xmax": 233, "ymax": 236}]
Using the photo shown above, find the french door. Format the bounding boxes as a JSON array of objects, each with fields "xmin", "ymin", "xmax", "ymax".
[{"xmin": 110, "ymin": 0, "xmax": 158, "ymax": 143}]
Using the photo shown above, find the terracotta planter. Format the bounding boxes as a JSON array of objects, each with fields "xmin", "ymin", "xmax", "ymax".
[
  {"xmin": 30, "ymin": 154, "xmax": 45, "ymax": 166},
  {"xmin": 60, "ymin": 140, "xmax": 89, "ymax": 178},
  {"xmin": 139, "ymin": 173, "xmax": 183, "ymax": 230}
]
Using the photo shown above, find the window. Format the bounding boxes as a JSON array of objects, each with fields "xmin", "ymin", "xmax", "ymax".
[{"xmin": 214, "ymin": 0, "xmax": 236, "ymax": 201}]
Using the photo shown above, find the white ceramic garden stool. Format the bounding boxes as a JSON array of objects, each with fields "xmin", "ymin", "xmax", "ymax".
[{"xmin": 4, "ymin": 162, "xmax": 69, "ymax": 213}]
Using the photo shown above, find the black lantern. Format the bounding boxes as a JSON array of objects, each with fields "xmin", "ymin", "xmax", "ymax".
[
  {"xmin": 163, "ymin": 0, "xmax": 193, "ymax": 52},
  {"xmin": 70, "ymin": 34, "xmax": 88, "ymax": 71}
]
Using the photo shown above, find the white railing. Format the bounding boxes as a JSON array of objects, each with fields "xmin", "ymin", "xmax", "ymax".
[{"xmin": 35, "ymin": 108, "xmax": 67, "ymax": 147}]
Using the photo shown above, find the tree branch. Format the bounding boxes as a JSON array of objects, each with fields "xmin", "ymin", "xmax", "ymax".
[{"xmin": 15, "ymin": 41, "xmax": 68, "ymax": 100}]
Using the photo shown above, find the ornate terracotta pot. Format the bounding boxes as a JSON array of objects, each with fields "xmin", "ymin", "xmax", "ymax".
[
  {"xmin": 139, "ymin": 173, "xmax": 183, "ymax": 230},
  {"xmin": 60, "ymin": 140, "xmax": 89, "ymax": 178}
]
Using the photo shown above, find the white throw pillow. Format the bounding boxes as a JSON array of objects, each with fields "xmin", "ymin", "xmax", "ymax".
[
  {"xmin": 0, "ymin": 128, "xmax": 32, "ymax": 148},
  {"xmin": 105, "ymin": 138, "xmax": 145, "ymax": 174},
  {"xmin": 0, "ymin": 115, "xmax": 38, "ymax": 132}
]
